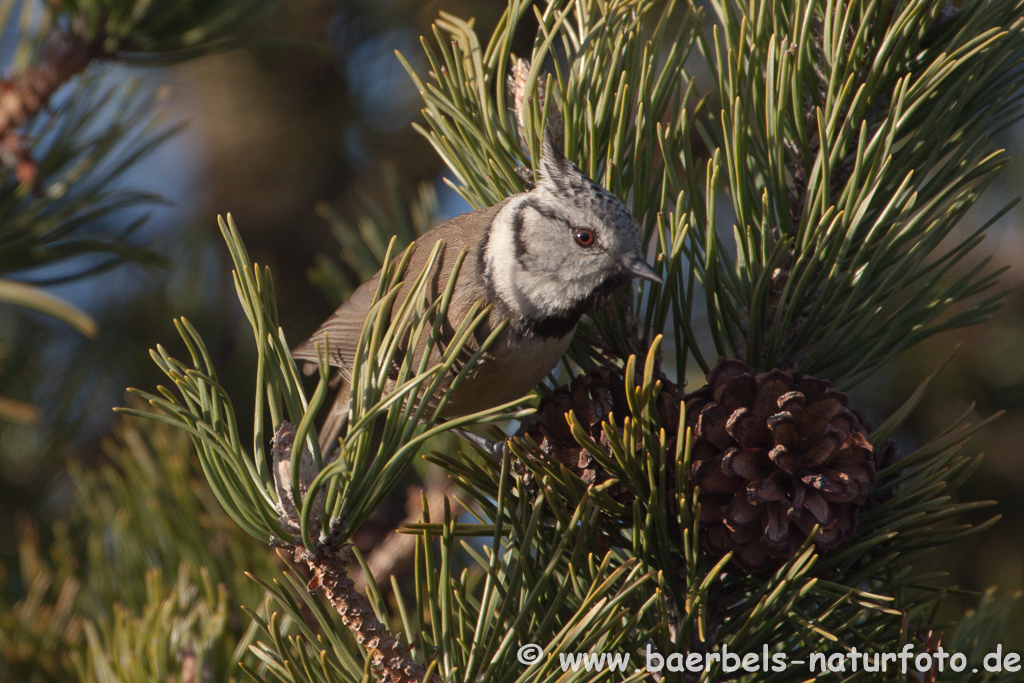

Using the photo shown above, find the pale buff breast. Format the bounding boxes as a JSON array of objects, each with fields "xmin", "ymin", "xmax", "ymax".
[{"xmin": 436, "ymin": 329, "xmax": 575, "ymax": 419}]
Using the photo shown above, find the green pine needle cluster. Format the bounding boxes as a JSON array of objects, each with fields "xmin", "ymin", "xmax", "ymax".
[
  {"xmin": 48, "ymin": 0, "xmax": 275, "ymax": 61},
  {"xmin": 246, "ymin": 481, "xmax": 657, "ymax": 683},
  {"xmin": 702, "ymin": 0, "xmax": 1024, "ymax": 385},
  {"xmin": 121, "ymin": 216, "xmax": 529, "ymax": 551},
  {"xmin": 0, "ymin": 417, "xmax": 275, "ymax": 683},
  {"xmin": 406, "ymin": 0, "xmax": 1024, "ymax": 387}
]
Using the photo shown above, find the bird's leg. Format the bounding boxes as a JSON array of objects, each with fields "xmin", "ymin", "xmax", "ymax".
[{"xmin": 449, "ymin": 426, "xmax": 507, "ymax": 461}]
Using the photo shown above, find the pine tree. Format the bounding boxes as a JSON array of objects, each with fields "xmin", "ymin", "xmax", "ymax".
[{"xmin": 6, "ymin": 0, "xmax": 1024, "ymax": 681}]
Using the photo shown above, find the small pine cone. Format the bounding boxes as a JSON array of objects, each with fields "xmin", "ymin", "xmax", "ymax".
[
  {"xmin": 515, "ymin": 366, "xmax": 682, "ymax": 500},
  {"xmin": 685, "ymin": 359, "xmax": 878, "ymax": 573}
]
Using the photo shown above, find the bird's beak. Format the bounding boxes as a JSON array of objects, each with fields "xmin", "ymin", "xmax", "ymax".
[{"xmin": 620, "ymin": 255, "xmax": 663, "ymax": 284}]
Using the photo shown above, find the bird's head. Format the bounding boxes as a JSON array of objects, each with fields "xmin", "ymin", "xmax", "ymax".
[{"xmin": 484, "ymin": 125, "xmax": 661, "ymax": 325}]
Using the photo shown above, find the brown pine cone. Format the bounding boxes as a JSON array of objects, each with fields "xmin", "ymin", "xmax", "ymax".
[
  {"xmin": 514, "ymin": 365, "xmax": 683, "ymax": 499},
  {"xmin": 685, "ymin": 359, "xmax": 878, "ymax": 573}
]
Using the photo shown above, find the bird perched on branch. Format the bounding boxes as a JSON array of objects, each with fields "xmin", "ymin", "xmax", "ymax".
[{"xmin": 293, "ymin": 126, "xmax": 661, "ymax": 454}]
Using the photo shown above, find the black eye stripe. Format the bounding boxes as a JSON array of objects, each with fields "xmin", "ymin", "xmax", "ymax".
[
  {"xmin": 512, "ymin": 203, "xmax": 529, "ymax": 260},
  {"xmin": 526, "ymin": 202, "xmax": 562, "ymax": 224},
  {"xmin": 516, "ymin": 199, "xmax": 605, "ymax": 254},
  {"xmin": 525, "ymin": 203, "xmax": 598, "ymax": 239}
]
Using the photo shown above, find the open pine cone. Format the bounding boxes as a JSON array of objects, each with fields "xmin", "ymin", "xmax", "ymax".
[
  {"xmin": 514, "ymin": 365, "xmax": 683, "ymax": 500},
  {"xmin": 685, "ymin": 359, "xmax": 878, "ymax": 573}
]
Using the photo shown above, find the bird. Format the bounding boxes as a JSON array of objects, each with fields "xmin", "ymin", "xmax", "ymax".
[{"xmin": 292, "ymin": 126, "xmax": 662, "ymax": 456}]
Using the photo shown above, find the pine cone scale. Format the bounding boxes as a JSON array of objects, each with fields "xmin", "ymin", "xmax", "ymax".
[
  {"xmin": 725, "ymin": 407, "xmax": 770, "ymax": 447},
  {"xmin": 721, "ymin": 447, "xmax": 770, "ymax": 480},
  {"xmin": 748, "ymin": 472, "xmax": 788, "ymax": 502},
  {"xmin": 768, "ymin": 445, "xmax": 800, "ymax": 475},
  {"xmin": 802, "ymin": 428, "xmax": 843, "ymax": 467},
  {"xmin": 692, "ymin": 457, "xmax": 738, "ymax": 493},
  {"xmin": 726, "ymin": 492, "xmax": 761, "ymax": 525},
  {"xmin": 767, "ymin": 413, "xmax": 800, "ymax": 450}
]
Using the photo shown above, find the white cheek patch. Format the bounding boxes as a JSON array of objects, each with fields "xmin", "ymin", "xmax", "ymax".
[{"xmin": 486, "ymin": 197, "xmax": 612, "ymax": 319}]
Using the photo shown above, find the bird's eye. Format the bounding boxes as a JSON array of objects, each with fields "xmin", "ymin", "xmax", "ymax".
[{"xmin": 574, "ymin": 228, "xmax": 596, "ymax": 247}]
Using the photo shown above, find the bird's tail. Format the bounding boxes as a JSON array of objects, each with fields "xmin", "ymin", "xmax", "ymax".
[{"xmin": 318, "ymin": 381, "xmax": 351, "ymax": 460}]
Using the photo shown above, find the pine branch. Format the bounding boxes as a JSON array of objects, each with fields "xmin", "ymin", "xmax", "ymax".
[
  {"xmin": 0, "ymin": 0, "xmax": 273, "ymax": 179},
  {"xmin": 0, "ymin": 27, "xmax": 99, "ymax": 140},
  {"xmin": 124, "ymin": 215, "xmax": 530, "ymax": 679},
  {"xmin": 0, "ymin": 0, "xmax": 275, "ymax": 376},
  {"xmin": 292, "ymin": 543, "xmax": 437, "ymax": 683},
  {"xmin": 697, "ymin": 0, "xmax": 1024, "ymax": 384}
]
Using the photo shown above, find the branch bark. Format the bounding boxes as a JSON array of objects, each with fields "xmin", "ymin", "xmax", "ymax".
[
  {"xmin": 0, "ymin": 27, "xmax": 102, "ymax": 185},
  {"xmin": 0, "ymin": 29, "xmax": 99, "ymax": 137},
  {"xmin": 293, "ymin": 544, "xmax": 439, "ymax": 683}
]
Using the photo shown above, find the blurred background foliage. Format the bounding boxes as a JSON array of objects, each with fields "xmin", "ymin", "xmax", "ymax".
[{"xmin": 0, "ymin": 0, "xmax": 1022, "ymax": 678}]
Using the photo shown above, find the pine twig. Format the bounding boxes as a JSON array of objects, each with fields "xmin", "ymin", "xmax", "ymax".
[
  {"xmin": 0, "ymin": 26, "xmax": 103, "ymax": 183},
  {"xmin": 276, "ymin": 418, "xmax": 436, "ymax": 681},
  {"xmin": 293, "ymin": 543, "xmax": 438, "ymax": 683},
  {"xmin": 0, "ymin": 28, "xmax": 101, "ymax": 134}
]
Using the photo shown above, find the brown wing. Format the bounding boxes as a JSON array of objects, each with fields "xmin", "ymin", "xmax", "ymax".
[
  {"xmin": 291, "ymin": 198, "xmax": 512, "ymax": 382},
  {"xmin": 292, "ymin": 271, "xmax": 381, "ymax": 380}
]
